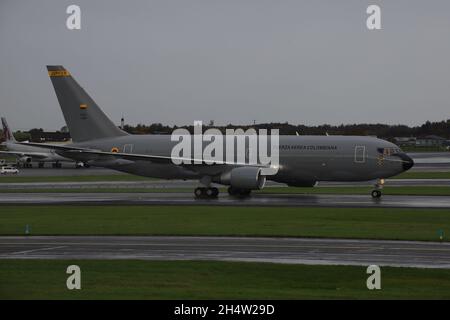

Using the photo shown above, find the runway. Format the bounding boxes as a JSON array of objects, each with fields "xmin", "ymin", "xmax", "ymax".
[
  {"xmin": 0, "ymin": 236, "xmax": 449, "ymax": 269},
  {"xmin": 0, "ymin": 178, "xmax": 449, "ymax": 190},
  {"xmin": 1, "ymin": 192, "xmax": 450, "ymax": 208}
]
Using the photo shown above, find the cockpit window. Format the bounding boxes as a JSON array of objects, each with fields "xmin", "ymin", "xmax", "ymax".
[{"xmin": 377, "ymin": 147, "xmax": 402, "ymax": 156}]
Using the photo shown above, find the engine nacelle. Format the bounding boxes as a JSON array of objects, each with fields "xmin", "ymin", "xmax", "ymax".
[
  {"xmin": 219, "ymin": 167, "xmax": 266, "ymax": 190},
  {"xmin": 19, "ymin": 156, "xmax": 32, "ymax": 163}
]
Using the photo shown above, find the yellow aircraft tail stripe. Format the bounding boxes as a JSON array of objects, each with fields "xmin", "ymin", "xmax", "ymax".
[{"xmin": 48, "ymin": 70, "xmax": 70, "ymax": 77}]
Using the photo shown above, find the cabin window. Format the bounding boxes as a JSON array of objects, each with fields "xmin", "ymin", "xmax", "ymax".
[{"xmin": 354, "ymin": 145, "xmax": 366, "ymax": 163}]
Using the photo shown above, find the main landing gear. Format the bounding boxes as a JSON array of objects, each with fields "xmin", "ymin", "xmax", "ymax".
[
  {"xmin": 194, "ymin": 187, "xmax": 219, "ymax": 199},
  {"xmin": 193, "ymin": 186, "xmax": 252, "ymax": 199},
  {"xmin": 52, "ymin": 162, "xmax": 62, "ymax": 168},
  {"xmin": 371, "ymin": 178, "xmax": 384, "ymax": 199}
]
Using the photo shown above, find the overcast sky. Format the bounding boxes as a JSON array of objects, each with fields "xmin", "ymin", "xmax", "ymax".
[{"xmin": 1, "ymin": 0, "xmax": 449, "ymax": 131}]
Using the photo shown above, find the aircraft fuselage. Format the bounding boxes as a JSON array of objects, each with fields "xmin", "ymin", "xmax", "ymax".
[{"xmin": 66, "ymin": 134, "xmax": 413, "ymax": 185}]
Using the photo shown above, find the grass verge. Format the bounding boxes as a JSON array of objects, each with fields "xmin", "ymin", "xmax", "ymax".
[
  {"xmin": 1, "ymin": 260, "xmax": 449, "ymax": 299},
  {"xmin": 0, "ymin": 170, "xmax": 450, "ymax": 183},
  {"xmin": 392, "ymin": 171, "xmax": 450, "ymax": 179},
  {"xmin": 0, "ymin": 174, "xmax": 152, "ymax": 183},
  {"xmin": 0, "ymin": 206, "xmax": 448, "ymax": 241},
  {"xmin": 259, "ymin": 186, "xmax": 450, "ymax": 196}
]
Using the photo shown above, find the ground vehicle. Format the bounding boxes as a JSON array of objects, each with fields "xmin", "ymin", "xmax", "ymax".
[{"xmin": 0, "ymin": 166, "xmax": 19, "ymax": 174}]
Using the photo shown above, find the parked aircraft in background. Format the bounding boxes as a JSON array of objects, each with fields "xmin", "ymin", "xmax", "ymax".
[{"xmin": 0, "ymin": 117, "xmax": 82, "ymax": 168}]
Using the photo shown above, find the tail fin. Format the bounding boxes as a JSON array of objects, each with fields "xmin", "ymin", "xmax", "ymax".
[
  {"xmin": 46, "ymin": 65, "xmax": 128, "ymax": 142},
  {"xmin": 1, "ymin": 117, "xmax": 17, "ymax": 142}
]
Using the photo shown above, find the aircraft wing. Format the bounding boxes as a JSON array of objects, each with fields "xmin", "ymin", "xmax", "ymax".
[
  {"xmin": 0, "ymin": 150, "xmax": 49, "ymax": 160},
  {"xmin": 17, "ymin": 142, "xmax": 266, "ymax": 168}
]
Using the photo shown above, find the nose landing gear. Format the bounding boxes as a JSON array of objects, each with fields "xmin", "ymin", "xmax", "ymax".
[
  {"xmin": 371, "ymin": 189, "xmax": 382, "ymax": 198},
  {"xmin": 371, "ymin": 179, "xmax": 384, "ymax": 199}
]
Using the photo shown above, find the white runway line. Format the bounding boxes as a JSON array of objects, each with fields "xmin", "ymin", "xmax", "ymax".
[{"xmin": 10, "ymin": 245, "xmax": 67, "ymax": 255}]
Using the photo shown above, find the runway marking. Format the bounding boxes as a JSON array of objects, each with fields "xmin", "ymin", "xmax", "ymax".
[{"xmin": 10, "ymin": 246, "xmax": 67, "ymax": 255}]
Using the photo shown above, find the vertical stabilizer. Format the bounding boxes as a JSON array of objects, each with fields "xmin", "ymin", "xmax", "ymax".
[{"xmin": 46, "ymin": 65, "xmax": 128, "ymax": 142}]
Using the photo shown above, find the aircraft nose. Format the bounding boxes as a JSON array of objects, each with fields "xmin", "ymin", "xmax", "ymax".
[{"xmin": 401, "ymin": 153, "xmax": 414, "ymax": 171}]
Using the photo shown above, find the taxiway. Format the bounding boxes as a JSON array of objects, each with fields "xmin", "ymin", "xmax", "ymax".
[
  {"xmin": 1, "ymin": 192, "xmax": 450, "ymax": 208},
  {"xmin": 0, "ymin": 236, "xmax": 448, "ymax": 269}
]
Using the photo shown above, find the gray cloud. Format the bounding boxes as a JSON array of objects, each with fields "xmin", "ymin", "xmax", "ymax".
[{"xmin": 1, "ymin": 0, "xmax": 449, "ymax": 130}]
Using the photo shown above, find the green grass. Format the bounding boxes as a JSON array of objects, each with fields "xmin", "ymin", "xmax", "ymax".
[
  {"xmin": 0, "ymin": 206, "xmax": 448, "ymax": 241},
  {"xmin": 0, "ymin": 174, "xmax": 153, "ymax": 183},
  {"xmin": 259, "ymin": 186, "xmax": 450, "ymax": 196},
  {"xmin": 392, "ymin": 171, "xmax": 450, "ymax": 179},
  {"xmin": 2, "ymin": 186, "xmax": 450, "ymax": 196},
  {"xmin": 0, "ymin": 187, "xmax": 192, "ymax": 193},
  {"xmin": 0, "ymin": 260, "xmax": 449, "ymax": 299},
  {"xmin": 0, "ymin": 170, "xmax": 449, "ymax": 184}
]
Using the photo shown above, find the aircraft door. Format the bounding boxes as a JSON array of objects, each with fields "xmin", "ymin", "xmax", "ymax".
[
  {"xmin": 354, "ymin": 145, "xmax": 366, "ymax": 163},
  {"xmin": 123, "ymin": 144, "xmax": 134, "ymax": 153}
]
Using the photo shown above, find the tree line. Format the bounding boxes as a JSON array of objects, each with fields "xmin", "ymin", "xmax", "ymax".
[
  {"xmin": 122, "ymin": 119, "xmax": 450, "ymax": 140},
  {"xmin": 1, "ymin": 119, "xmax": 449, "ymax": 143}
]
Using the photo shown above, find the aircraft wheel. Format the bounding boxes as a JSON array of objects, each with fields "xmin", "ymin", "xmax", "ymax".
[
  {"xmin": 194, "ymin": 187, "xmax": 204, "ymax": 198},
  {"xmin": 195, "ymin": 187, "xmax": 219, "ymax": 199},
  {"xmin": 206, "ymin": 187, "xmax": 219, "ymax": 198},
  {"xmin": 371, "ymin": 190, "xmax": 382, "ymax": 199},
  {"xmin": 38, "ymin": 162, "xmax": 44, "ymax": 168}
]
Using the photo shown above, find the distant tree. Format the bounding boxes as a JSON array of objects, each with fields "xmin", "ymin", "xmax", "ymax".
[
  {"xmin": 13, "ymin": 131, "xmax": 31, "ymax": 141},
  {"xmin": 116, "ymin": 119, "xmax": 450, "ymax": 139}
]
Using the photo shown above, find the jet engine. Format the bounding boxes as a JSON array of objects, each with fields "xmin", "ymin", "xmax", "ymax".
[
  {"xmin": 19, "ymin": 156, "xmax": 32, "ymax": 163},
  {"xmin": 219, "ymin": 167, "xmax": 266, "ymax": 190}
]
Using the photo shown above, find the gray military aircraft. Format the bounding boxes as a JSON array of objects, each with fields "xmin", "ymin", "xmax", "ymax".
[{"xmin": 21, "ymin": 65, "xmax": 413, "ymax": 198}]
